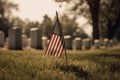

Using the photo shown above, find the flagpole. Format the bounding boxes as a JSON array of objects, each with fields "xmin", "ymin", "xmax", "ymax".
[
  {"xmin": 64, "ymin": 47, "xmax": 68, "ymax": 64},
  {"xmin": 56, "ymin": 11, "xmax": 68, "ymax": 65},
  {"xmin": 63, "ymin": 36, "xmax": 68, "ymax": 64},
  {"xmin": 62, "ymin": 35, "xmax": 69, "ymax": 72}
]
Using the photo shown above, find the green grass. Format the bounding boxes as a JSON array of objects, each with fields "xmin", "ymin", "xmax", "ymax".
[{"xmin": 0, "ymin": 46, "xmax": 120, "ymax": 80}]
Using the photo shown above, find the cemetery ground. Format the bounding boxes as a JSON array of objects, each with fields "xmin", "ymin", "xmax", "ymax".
[{"xmin": 0, "ymin": 46, "xmax": 120, "ymax": 80}]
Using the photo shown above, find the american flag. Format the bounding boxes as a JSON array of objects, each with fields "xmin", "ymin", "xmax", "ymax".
[{"xmin": 45, "ymin": 12, "xmax": 64, "ymax": 57}]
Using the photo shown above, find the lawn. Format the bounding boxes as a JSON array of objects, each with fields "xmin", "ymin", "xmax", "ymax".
[{"xmin": 0, "ymin": 46, "xmax": 120, "ymax": 80}]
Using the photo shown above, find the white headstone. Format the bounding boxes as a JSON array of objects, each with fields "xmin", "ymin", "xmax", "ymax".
[
  {"xmin": 113, "ymin": 39, "xmax": 118, "ymax": 46},
  {"xmin": 64, "ymin": 35, "xmax": 72, "ymax": 50},
  {"xmin": 103, "ymin": 38, "xmax": 108, "ymax": 47},
  {"xmin": 83, "ymin": 38, "xmax": 91, "ymax": 49},
  {"xmin": 8, "ymin": 27, "xmax": 22, "ymax": 50},
  {"xmin": 94, "ymin": 39, "xmax": 100, "ymax": 49},
  {"xmin": 72, "ymin": 37, "xmax": 82, "ymax": 50},
  {"xmin": 42, "ymin": 36, "xmax": 48, "ymax": 50},
  {"xmin": 30, "ymin": 28, "xmax": 42, "ymax": 49},
  {"xmin": 0, "ymin": 31, "xmax": 4, "ymax": 47},
  {"xmin": 109, "ymin": 39, "xmax": 113, "ymax": 47},
  {"xmin": 22, "ymin": 34, "xmax": 28, "ymax": 47}
]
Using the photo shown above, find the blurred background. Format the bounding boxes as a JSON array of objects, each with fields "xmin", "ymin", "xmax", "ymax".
[{"xmin": 0, "ymin": 0, "xmax": 120, "ymax": 41}]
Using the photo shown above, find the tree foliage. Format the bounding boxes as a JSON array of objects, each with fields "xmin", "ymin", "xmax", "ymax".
[
  {"xmin": 100, "ymin": 0, "xmax": 120, "ymax": 39},
  {"xmin": 0, "ymin": 0, "xmax": 88, "ymax": 39},
  {"xmin": 106, "ymin": 0, "xmax": 120, "ymax": 39},
  {"xmin": 54, "ymin": 0, "xmax": 120, "ymax": 40},
  {"xmin": 54, "ymin": 0, "xmax": 100, "ymax": 41},
  {"xmin": 24, "ymin": 21, "xmax": 40, "ymax": 37},
  {"xmin": 41, "ymin": 15, "xmax": 53, "ymax": 38},
  {"xmin": 0, "ymin": 0, "xmax": 18, "ymax": 37},
  {"xmin": 60, "ymin": 15, "xmax": 88, "ymax": 38},
  {"xmin": 40, "ymin": 14, "xmax": 88, "ymax": 39}
]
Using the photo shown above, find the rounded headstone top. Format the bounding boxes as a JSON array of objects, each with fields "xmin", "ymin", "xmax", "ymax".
[
  {"xmin": 83, "ymin": 38, "xmax": 91, "ymax": 41},
  {"xmin": 64, "ymin": 35, "xmax": 71, "ymax": 39},
  {"xmin": 30, "ymin": 28, "xmax": 39, "ymax": 31},
  {"xmin": 94, "ymin": 39, "xmax": 100, "ymax": 43},
  {"xmin": 12, "ymin": 27, "xmax": 20, "ymax": 30},
  {"xmin": 104, "ymin": 38, "xmax": 108, "ymax": 42},
  {"xmin": 42, "ymin": 36, "xmax": 48, "ymax": 40},
  {"xmin": 74, "ymin": 37, "xmax": 81, "ymax": 40},
  {"xmin": 109, "ymin": 39, "xmax": 113, "ymax": 42},
  {"xmin": 22, "ymin": 34, "xmax": 27, "ymax": 37}
]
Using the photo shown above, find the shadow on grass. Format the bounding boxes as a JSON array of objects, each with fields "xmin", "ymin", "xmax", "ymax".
[
  {"xmin": 59, "ymin": 64, "xmax": 90, "ymax": 80},
  {"xmin": 84, "ymin": 53, "xmax": 120, "ymax": 73},
  {"xmin": 109, "ymin": 63, "xmax": 120, "ymax": 73}
]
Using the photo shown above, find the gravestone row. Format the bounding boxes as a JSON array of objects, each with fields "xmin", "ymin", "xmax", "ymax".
[{"xmin": 0, "ymin": 27, "xmax": 117, "ymax": 50}]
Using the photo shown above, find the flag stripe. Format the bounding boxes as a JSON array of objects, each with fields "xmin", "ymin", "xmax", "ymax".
[
  {"xmin": 53, "ymin": 36, "xmax": 62, "ymax": 57},
  {"xmin": 52, "ymin": 36, "xmax": 59, "ymax": 56},
  {"xmin": 47, "ymin": 35, "xmax": 56, "ymax": 55},
  {"xmin": 46, "ymin": 34, "xmax": 64, "ymax": 57},
  {"xmin": 48, "ymin": 35, "xmax": 58, "ymax": 55},
  {"xmin": 51, "ymin": 36, "xmax": 60, "ymax": 56},
  {"xmin": 56, "ymin": 39, "xmax": 64, "ymax": 57},
  {"xmin": 59, "ymin": 45, "xmax": 64, "ymax": 57},
  {"xmin": 54, "ymin": 37, "xmax": 63, "ymax": 57},
  {"xmin": 45, "ymin": 35, "xmax": 55, "ymax": 55}
]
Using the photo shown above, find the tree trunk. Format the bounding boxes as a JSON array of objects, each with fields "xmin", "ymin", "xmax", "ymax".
[
  {"xmin": 86, "ymin": 0, "xmax": 100, "ymax": 41},
  {"xmin": 91, "ymin": 8, "xmax": 100, "ymax": 40},
  {"xmin": 108, "ymin": 10, "xmax": 120, "ymax": 39}
]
